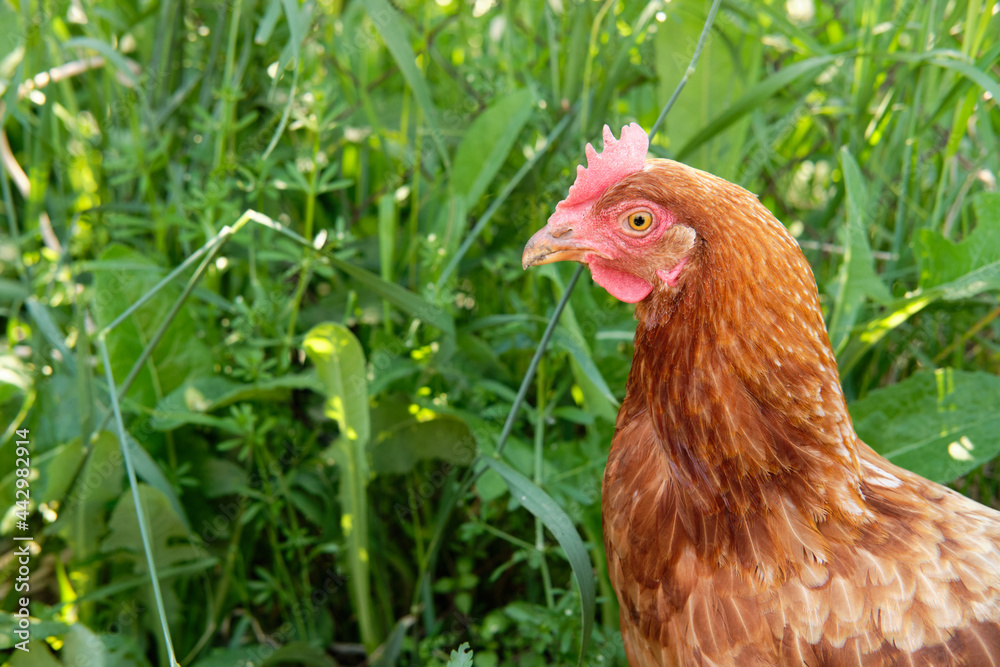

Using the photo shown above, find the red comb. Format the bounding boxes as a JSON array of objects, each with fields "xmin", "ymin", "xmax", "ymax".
[{"xmin": 549, "ymin": 123, "xmax": 649, "ymax": 225}]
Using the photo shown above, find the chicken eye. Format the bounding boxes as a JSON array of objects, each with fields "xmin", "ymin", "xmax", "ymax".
[{"xmin": 627, "ymin": 211, "xmax": 653, "ymax": 232}]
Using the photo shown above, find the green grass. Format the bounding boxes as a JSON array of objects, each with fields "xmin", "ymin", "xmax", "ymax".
[{"xmin": 1, "ymin": 0, "xmax": 999, "ymax": 665}]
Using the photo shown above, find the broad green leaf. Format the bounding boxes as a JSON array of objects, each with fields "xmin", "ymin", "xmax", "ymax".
[
  {"xmin": 29, "ymin": 372, "xmax": 81, "ymax": 447},
  {"xmin": 60, "ymin": 623, "xmax": 109, "ymax": 667},
  {"xmin": 480, "ymin": 457, "xmax": 595, "ymax": 666},
  {"xmin": 304, "ymin": 323, "xmax": 370, "ymax": 447},
  {"xmin": 260, "ymin": 642, "xmax": 339, "ymax": 667},
  {"xmin": 35, "ymin": 438, "xmax": 86, "ymax": 504},
  {"xmin": 561, "ymin": 4, "xmax": 590, "ymax": 106},
  {"xmin": 370, "ymin": 397, "xmax": 476, "ymax": 474},
  {"xmin": 915, "ymin": 192, "xmax": 1000, "ymax": 289},
  {"xmin": 558, "ymin": 334, "xmax": 618, "ymax": 409},
  {"xmin": 8, "ymin": 640, "xmax": 62, "ymax": 665},
  {"xmin": 851, "ymin": 368, "xmax": 1000, "ymax": 483},
  {"xmin": 125, "ymin": 432, "xmax": 192, "ymax": 533},
  {"xmin": 827, "ymin": 148, "xmax": 892, "ymax": 351},
  {"xmin": 430, "ymin": 195, "xmax": 468, "ymax": 273},
  {"xmin": 654, "ymin": 3, "xmax": 753, "ymax": 173},
  {"xmin": 0, "ymin": 278, "xmax": 28, "ymax": 302},
  {"xmin": 452, "ymin": 89, "xmax": 534, "ymax": 207},
  {"xmin": 200, "ymin": 458, "xmax": 249, "ymax": 498},
  {"xmin": 52, "ymin": 432, "xmax": 123, "ymax": 563},
  {"xmin": 72, "ymin": 558, "xmax": 217, "ymax": 605},
  {"xmin": 365, "ymin": 0, "xmax": 450, "ymax": 168},
  {"xmin": 543, "ymin": 265, "xmax": 618, "ymax": 421},
  {"xmin": 303, "ymin": 323, "xmax": 377, "ymax": 651},
  {"xmin": 101, "ymin": 485, "xmax": 205, "ymax": 566},
  {"xmin": 90, "ymin": 245, "xmax": 212, "ymax": 409},
  {"xmin": 151, "ymin": 372, "xmax": 323, "ymax": 431},
  {"xmin": 0, "ymin": 0, "xmax": 23, "ymax": 51},
  {"xmin": 552, "ymin": 406, "xmax": 595, "ymax": 425},
  {"xmin": 101, "ymin": 484, "xmax": 207, "ymax": 614}
]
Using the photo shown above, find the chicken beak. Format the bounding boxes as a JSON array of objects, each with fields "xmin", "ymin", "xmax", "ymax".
[{"xmin": 522, "ymin": 224, "xmax": 592, "ymax": 269}]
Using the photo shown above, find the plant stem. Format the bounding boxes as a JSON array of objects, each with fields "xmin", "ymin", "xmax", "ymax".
[
  {"xmin": 284, "ymin": 131, "xmax": 322, "ymax": 357},
  {"xmin": 534, "ymin": 357, "xmax": 555, "ymax": 609}
]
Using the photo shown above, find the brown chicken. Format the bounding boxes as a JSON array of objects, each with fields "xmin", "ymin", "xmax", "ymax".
[{"xmin": 522, "ymin": 124, "xmax": 1000, "ymax": 665}]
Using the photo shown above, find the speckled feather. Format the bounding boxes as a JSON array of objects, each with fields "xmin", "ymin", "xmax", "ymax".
[{"xmin": 590, "ymin": 161, "xmax": 1000, "ymax": 665}]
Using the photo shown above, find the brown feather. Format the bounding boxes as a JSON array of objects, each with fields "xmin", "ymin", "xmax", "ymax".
[{"xmin": 592, "ymin": 160, "xmax": 1000, "ymax": 664}]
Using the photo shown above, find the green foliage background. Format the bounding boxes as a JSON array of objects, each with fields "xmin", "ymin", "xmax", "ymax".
[{"xmin": 1, "ymin": 0, "xmax": 999, "ymax": 665}]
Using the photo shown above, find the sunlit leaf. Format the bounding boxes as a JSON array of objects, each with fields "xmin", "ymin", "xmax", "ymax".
[
  {"xmin": 852, "ymin": 368, "xmax": 1000, "ymax": 483},
  {"xmin": 304, "ymin": 323, "xmax": 370, "ymax": 446},
  {"xmin": 303, "ymin": 323, "xmax": 377, "ymax": 651}
]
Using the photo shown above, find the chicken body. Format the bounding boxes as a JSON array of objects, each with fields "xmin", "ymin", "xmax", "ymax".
[{"xmin": 523, "ymin": 126, "xmax": 1000, "ymax": 665}]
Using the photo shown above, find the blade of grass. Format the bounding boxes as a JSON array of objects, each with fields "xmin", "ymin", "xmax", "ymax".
[
  {"xmin": 378, "ymin": 193, "xmax": 396, "ymax": 333},
  {"xmin": 884, "ymin": 49, "xmax": 1000, "ymax": 103},
  {"xmin": 97, "ymin": 336, "xmax": 179, "ymax": 667},
  {"xmin": 365, "ymin": 0, "xmax": 450, "ymax": 169},
  {"xmin": 52, "ymin": 558, "xmax": 218, "ymax": 608},
  {"xmin": 436, "ymin": 109, "xmax": 575, "ymax": 290},
  {"xmin": 92, "ymin": 227, "xmax": 233, "ymax": 437}
]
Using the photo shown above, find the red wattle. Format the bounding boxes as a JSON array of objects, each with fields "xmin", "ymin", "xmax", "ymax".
[{"xmin": 589, "ymin": 260, "xmax": 654, "ymax": 303}]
